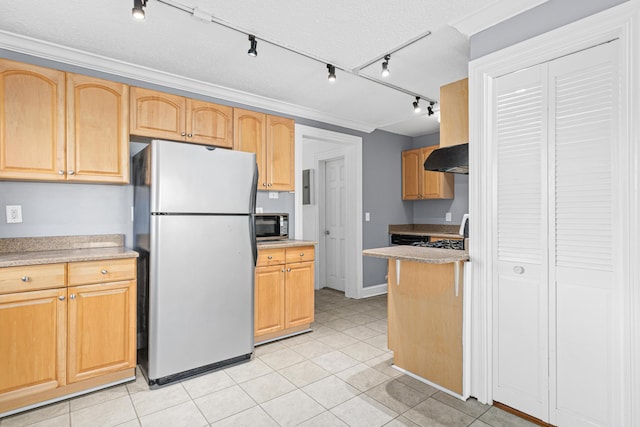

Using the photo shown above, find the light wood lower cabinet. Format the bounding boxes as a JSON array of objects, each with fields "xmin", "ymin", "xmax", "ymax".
[
  {"xmin": 255, "ymin": 246, "xmax": 314, "ymax": 343},
  {"xmin": 0, "ymin": 258, "xmax": 136, "ymax": 415},
  {"xmin": 387, "ymin": 259, "xmax": 463, "ymax": 395}
]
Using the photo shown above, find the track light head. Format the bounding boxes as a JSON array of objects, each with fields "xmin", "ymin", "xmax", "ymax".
[
  {"xmin": 413, "ymin": 96, "xmax": 421, "ymax": 113},
  {"xmin": 132, "ymin": 0, "xmax": 147, "ymax": 20},
  {"xmin": 247, "ymin": 35, "xmax": 258, "ymax": 57},
  {"xmin": 427, "ymin": 101, "xmax": 435, "ymax": 116},
  {"xmin": 327, "ymin": 64, "xmax": 336, "ymax": 83},
  {"xmin": 381, "ymin": 55, "xmax": 390, "ymax": 78}
]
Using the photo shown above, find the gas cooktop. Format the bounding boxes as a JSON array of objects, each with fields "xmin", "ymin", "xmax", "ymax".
[{"xmin": 412, "ymin": 239, "xmax": 465, "ymax": 250}]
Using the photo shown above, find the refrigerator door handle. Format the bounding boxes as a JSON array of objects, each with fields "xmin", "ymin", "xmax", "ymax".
[
  {"xmin": 249, "ymin": 163, "xmax": 258, "ymax": 214},
  {"xmin": 250, "ymin": 215, "xmax": 257, "ymax": 267}
]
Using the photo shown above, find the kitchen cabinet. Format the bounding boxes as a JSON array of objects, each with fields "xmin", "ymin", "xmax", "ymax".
[
  {"xmin": 234, "ymin": 109, "xmax": 294, "ymax": 191},
  {"xmin": 0, "ymin": 60, "xmax": 129, "ymax": 183},
  {"xmin": 0, "ymin": 258, "xmax": 136, "ymax": 415},
  {"xmin": 402, "ymin": 146, "xmax": 454, "ymax": 200},
  {"xmin": 0, "ymin": 59, "xmax": 65, "ymax": 181},
  {"xmin": 255, "ymin": 246, "xmax": 314, "ymax": 343},
  {"xmin": 130, "ymin": 87, "xmax": 233, "ymax": 148},
  {"xmin": 439, "ymin": 78, "xmax": 468, "ymax": 148},
  {"xmin": 387, "ymin": 259, "xmax": 464, "ymax": 395},
  {"xmin": 66, "ymin": 73, "xmax": 129, "ymax": 183}
]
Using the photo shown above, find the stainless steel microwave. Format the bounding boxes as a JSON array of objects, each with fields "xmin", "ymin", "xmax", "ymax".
[{"xmin": 255, "ymin": 213, "xmax": 289, "ymax": 241}]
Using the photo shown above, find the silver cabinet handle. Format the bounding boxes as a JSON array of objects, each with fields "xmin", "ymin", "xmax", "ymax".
[
  {"xmin": 263, "ymin": 183, "xmax": 268, "ymax": 187},
  {"xmin": 70, "ymin": 294, "xmax": 76, "ymax": 300},
  {"xmin": 58, "ymin": 295, "xmax": 65, "ymax": 301},
  {"xmin": 21, "ymin": 276, "xmax": 29, "ymax": 282},
  {"xmin": 281, "ymin": 269, "xmax": 285, "ymax": 272},
  {"xmin": 287, "ymin": 268, "xmax": 292, "ymax": 272},
  {"xmin": 101, "ymin": 269, "xmax": 108, "ymax": 274},
  {"xmin": 67, "ymin": 170, "xmax": 75, "ymax": 175},
  {"xmin": 267, "ymin": 183, "xmax": 272, "ymax": 187},
  {"xmin": 300, "ymin": 253, "xmax": 304, "ymax": 257},
  {"xmin": 181, "ymin": 132, "xmax": 186, "ymax": 136},
  {"xmin": 58, "ymin": 170, "xmax": 65, "ymax": 175},
  {"xmin": 267, "ymin": 256, "xmax": 273, "ymax": 260},
  {"xmin": 187, "ymin": 133, "xmax": 193, "ymax": 137},
  {"xmin": 513, "ymin": 266, "xmax": 525, "ymax": 274}
]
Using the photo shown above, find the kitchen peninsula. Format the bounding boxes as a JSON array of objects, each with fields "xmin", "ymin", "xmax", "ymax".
[{"xmin": 363, "ymin": 245, "xmax": 469, "ymax": 399}]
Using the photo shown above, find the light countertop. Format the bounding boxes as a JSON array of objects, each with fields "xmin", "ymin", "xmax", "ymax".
[
  {"xmin": 363, "ymin": 245, "xmax": 469, "ymax": 264},
  {"xmin": 257, "ymin": 239, "xmax": 317, "ymax": 249},
  {"xmin": 0, "ymin": 235, "xmax": 138, "ymax": 268}
]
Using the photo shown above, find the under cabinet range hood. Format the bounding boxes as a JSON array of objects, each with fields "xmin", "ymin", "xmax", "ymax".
[{"xmin": 423, "ymin": 143, "xmax": 468, "ymax": 174}]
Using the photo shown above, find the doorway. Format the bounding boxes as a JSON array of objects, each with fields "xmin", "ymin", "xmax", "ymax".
[
  {"xmin": 321, "ymin": 156, "xmax": 346, "ymax": 292},
  {"xmin": 294, "ymin": 125, "xmax": 363, "ymax": 299}
]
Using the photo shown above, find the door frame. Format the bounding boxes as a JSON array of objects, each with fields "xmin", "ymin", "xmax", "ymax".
[
  {"xmin": 468, "ymin": 2, "xmax": 639, "ymax": 424},
  {"xmin": 317, "ymin": 153, "xmax": 346, "ymax": 292},
  {"xmin": 294, "ymin": 124, "xmax": 363, "ymax": 299}
]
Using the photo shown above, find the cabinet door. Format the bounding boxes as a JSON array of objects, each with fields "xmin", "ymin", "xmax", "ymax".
[
  {"xmin": 284, "ymin": 261, "xmax": 314, "ymax": 328},
  {"xmin": 67, "ymin": 280, "xmax": 136, "ymax": 383},
  {"xmin": 130, "ymin": 87, "xmax": 186, "ymax": 140},
  {"xmin": 421, "ymin": 146, "xmax": 454, "ymax": 199},
  {"xmin": 401, "ymin": 148, "xmax": 422, "ymax": 200},
  {"xmin": 234, "ymin": 109, "xmax": 266, "ymax": 189},
  {"xmin": 186, "ymin": 99, "xmax": 233, "ymax": 148},
  {"xmin": 440, "ymin": 78, "xmax": 468, "ymax": 148},
  {"xmin": 0, "ymin": 59, "xmax": 65, "ymax": 181},
  {"xmin": 66, "ymin": 73, "xmax": 129, "ymax": 183},
  {"xmin": 255, "ymin": 265, "xmax": 285, "ymax": 337},
  {"xmin": 266, "ymin": 115, "xmax": 294, "ymax": 191},
  {"xmin": 0, "ymin": 288, "xmax": 67, "ymax": 401}
]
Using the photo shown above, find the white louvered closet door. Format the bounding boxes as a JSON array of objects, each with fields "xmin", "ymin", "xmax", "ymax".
[
  {"xmin": 548, "ymin": 41, "xmax": 622, "ymax": 427},
  {"xmin": 493, "ymin": 40, "xmax": 622, "ymax": 426},
  {"xmin": 493, "ymin": 65, "xmax": 550, "ymax": 422}
]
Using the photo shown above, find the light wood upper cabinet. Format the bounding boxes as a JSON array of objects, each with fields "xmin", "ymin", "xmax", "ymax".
[
  {"xmin": 186, "ymin": 99, "xmax": 233, "ymax": 148},
  {"xmin": 67, "ymin": 73, "xmax": 129, "ymax": 183},
  {"xmin": 234, "ymin": 109, "xmax": 294, "ymax": 191},
  {"xmin": 266, "ymin": 115, "xmax": 295, "ymax": 191},
  {"xmin": 402, "ymin": 146, "xmax": 454, "ymax": 200},
  {"xmin": 0, "ymin": 59, "xmax": 66, "ymax": 181},
  {"xmin": 439, "ymin": 78, "xmax": 468, "ymax": 148},
  {"xmin": 130, "ymin": 87, "xmax": 233, "ymax": 148}
]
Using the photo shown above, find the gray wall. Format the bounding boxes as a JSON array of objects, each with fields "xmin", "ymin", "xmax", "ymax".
[
  {"xmin": 411, "ymin": 132, "xmax": 470, "ymax": 225},
  {"xmin": 470, "ymin": 0, "xmax": 628, "ymax": 60},
  {"xmin": 362, "ymin": 130, "xmax": 413, "ymax": 286}
]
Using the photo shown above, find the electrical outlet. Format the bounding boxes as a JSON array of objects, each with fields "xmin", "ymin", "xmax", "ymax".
[
  {"xmin": 445, "ymin": 212, "xmax": 452, "ymax": 222},
  {"xmin": 6, "ymin": 205, "xmax": 23, "ymax": 224},
  {"xmin": 255, "ymin": 207, "xmax": 264, "ymax": 213},
  {"xmin": 365, "ymin": 212, "xmax": 371, "ymax": 222},
  {"xmin": 268, "ymin": 192, "xmax": 279, "ymax": 199}
]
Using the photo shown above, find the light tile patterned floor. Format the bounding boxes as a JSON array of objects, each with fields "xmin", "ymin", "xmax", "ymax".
[{"xmin": 0, "ymin": 289, "xmax": 537, "ymax": 427}]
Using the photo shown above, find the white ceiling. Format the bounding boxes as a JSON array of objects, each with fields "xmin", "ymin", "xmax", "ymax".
[{"xmin": 0, "ymin": 0, "xmax": 547, "ymax": 137}]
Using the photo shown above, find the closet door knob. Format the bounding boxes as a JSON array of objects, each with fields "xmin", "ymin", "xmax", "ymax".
[{"xmin": 513, "ymin": 266, "xmax": 525, "ymax": 275}]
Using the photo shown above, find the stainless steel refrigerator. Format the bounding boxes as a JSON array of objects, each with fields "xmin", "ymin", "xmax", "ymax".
[{"xmin": 133, "ymin": 140, "xmax": 257, "ymax": 387}]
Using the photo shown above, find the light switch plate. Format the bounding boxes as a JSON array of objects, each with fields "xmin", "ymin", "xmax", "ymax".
[
  {"xmin": 6, "ymin": 205, "xmax": 23, "ymax": 223},
  {"xmin": 365, "ymin": 212, "xmax": 370, "ymax": 222},
  {"xmin": 445, "ymin": 212, "xmax": 452, "ymax": 222}
]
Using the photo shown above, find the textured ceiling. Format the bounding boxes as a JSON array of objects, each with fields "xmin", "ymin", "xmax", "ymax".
[{"xmin": 0, "ymin": 0, "xmax": 545, "ymax": 137}]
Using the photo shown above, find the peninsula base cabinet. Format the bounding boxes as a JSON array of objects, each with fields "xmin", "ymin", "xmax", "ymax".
[
  {"xmin": 0, "ymin": 258, "xmax": 136, "ymax": 416},
  {"xmin": 255, "ymin": 246, "xmax": 314, "ymax": 344}
]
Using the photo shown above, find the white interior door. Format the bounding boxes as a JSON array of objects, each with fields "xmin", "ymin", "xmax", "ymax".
[
  {"xmin": 492, "ymin": 40, "xmax": 624, "ymax": 426},
  {"xmin": 493, "ymin": 64, "xmax": 550, "ymax": 422},
  {"xmin": 323, "ymin": 157, "xmax": 346, "ymax": 292}
]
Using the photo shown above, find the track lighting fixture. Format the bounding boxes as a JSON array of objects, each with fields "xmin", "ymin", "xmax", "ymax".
[
  {"xmin": 381, "ymin": 55, "xmax": 390, "ymax": 78},
  {"xmin": 327, "ymin": 64, "xmax": 336, "ymax": 83},
  {"xmin": 413, "ymin": 96, "xmax": 421, "ymax": 113},
  {"xmin": 132, "ymin": 0, "xmax": 147, "ymax": 20},
  {"xmin": 427, "ymin": 101, "xmax": 435, "ymax": 116},
  {"xmin": 247, "ymin": 35, "xmax": 258, "ymax": 57}
]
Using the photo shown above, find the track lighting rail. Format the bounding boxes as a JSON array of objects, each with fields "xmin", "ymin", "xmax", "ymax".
[{"xmin": 145, "ymin": 0, "xmax": 437, "ymax": 104}]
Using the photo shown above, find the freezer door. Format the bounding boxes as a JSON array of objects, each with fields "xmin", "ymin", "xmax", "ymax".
[
  {"xmin": 151, "ymin": 140, "xmax": 257, "ymax": 214},
  {"xmin": 148, "ymin": 215, "xmax": 254, "ymax": 380}
]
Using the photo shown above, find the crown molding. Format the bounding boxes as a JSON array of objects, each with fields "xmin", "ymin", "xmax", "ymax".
[
  {"xmin": 0, "ymin": 30, "xmax": 375, "ymax": 134},
  {"xmin": 451, "ymin": 0, "xmax": 549, "ymax": 36}
]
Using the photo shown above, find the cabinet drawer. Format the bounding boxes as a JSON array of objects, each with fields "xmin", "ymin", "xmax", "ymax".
[
  {"xmin": 285, "ymin": 246, "xmax": 315, "ymax": 264},
  {"xmin": 257, "ymin": 249, "xmax": 286, "ymax": 267},
  {"xmin": 68, "ymin": 258, "xmax": 136, "ymax": 286},
  {"xmin": 0, "ymin": 263, "xmax": 66, "ymax": 294}
]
